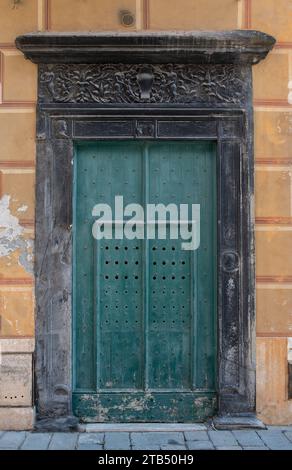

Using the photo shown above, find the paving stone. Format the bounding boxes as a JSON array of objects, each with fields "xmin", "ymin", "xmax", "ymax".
[
  {"xmin": 284, "ymin": 431, "xmax": 292, "ymax": 443},
  {"xmin": 216, "ymin": 446, "xmax": 242, "ymax": 450},
  {"xmin": 133, "ymin": 445, "xmax": 160, "ymax": 450},
  {"xmin": 232, "ymin": 430, "xmax": 263, "ymax": 447},
  {"xmin": 78, "ymin": 443, "xmax": 104, "ymax": 450},
  {"xmin": 77, "ymin": 433, "xmax": 104, "ymax": 450},
  {"xmin": 187, "ymin": 441, "xmax": 214, "ymax": 450},
  {"xmin": 160, "ymin": 444, "xmax": 187, "ymax": 450},
  {"xmin": 257, "ymin": 431, "xmax": 292, "ymax": 450},
  {"xmin": 162, "ymin": 433, "xmax": 185, "ymax": 446},
  {"xmin": 48, "ymin": 432, "xmax": 78, "ymax": 450},
  {"xmin": 0, "ymin": 432, "xmax": 27, "ymax": 449},
  {"xmin": 267, "ymin": 426, "xmax": 292, "ymax": 431},
  {"xmin": 131, "ymin": 434, "xmax": 166, "ymax": 450},
  {"xmin": 21, "ymin": 433, "xmax": 52, "ymax": 450},
  {"xmin": 243, "ymin": 447, "xmax": 268, "ymax": 450},
  {"xmin": 131, "ymin": 432, "xmax": 185, "ymax": 450},
  {"xmin": 184, "ymin": 431, "xmax": 209, "ymax": 441},
  {"xmin": 208, "ymin": 430, "xmax": 238, "ymax": 447},
  {"xmin": 104, "ymin": 432, "xmax": 131, "ymax": 450}
]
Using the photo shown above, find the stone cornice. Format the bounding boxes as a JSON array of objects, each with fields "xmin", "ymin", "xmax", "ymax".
[{"xmin": 15, "ymin": 30, "xmax": 275, "ymax": 65}]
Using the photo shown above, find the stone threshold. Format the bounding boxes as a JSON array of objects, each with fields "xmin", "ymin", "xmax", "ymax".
[{"xmin": 80, "ymin": 423, "xmax": 207, "ymax": 432}]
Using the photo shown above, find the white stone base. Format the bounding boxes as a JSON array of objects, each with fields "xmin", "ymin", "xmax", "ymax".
[
  {"xmin": 0, "ymin": 407, "xmax": 35, "ymax": 430},
  {"xmin": 0, "ymin": 338, "xmax": 35, "ymax": 430}
]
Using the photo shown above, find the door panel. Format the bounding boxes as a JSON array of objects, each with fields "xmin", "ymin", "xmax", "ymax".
[
  {"xmin": 73, "ymin": 140, "xmax": 217, "ymax": 422},
  {"xmin": 98, "ymin": 237, "xmax": 144, "ymax": 390}
]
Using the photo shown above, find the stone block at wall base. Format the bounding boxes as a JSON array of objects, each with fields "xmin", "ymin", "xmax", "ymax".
[
  {"xmin": 0, "ymin": 338, "xmax": 35, "ymax": 430},
  {"xmin": 0, "ymin": 407, "xmax": 35, "ymax": 430},
  {"xmin": 257, "ymin": 337, "xmax": 292, "ymax": 425}
]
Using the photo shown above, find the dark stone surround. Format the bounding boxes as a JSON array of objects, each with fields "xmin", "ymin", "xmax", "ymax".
[{"xmin": 16, "ymin": 31, "xmax": 275, "ymax": 429}]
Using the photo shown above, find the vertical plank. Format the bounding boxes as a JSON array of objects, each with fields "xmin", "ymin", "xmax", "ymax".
[{"xmin": 143, "ymin": 143, "xmax": 150, "ymax": 390}]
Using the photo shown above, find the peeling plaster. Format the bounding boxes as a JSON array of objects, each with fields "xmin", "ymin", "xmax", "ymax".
[
  {"xmin": 0, "ymin": 194, "xmax": 33, "ymax": 274},
  {"xmin": 17, "ymin": 205, "xmax": 28, "ymax": 213}
]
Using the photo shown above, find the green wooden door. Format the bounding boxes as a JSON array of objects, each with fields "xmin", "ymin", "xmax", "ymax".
[{"xmin": 73, "ymin": 141, "xmax": 217, "ymax": 422}]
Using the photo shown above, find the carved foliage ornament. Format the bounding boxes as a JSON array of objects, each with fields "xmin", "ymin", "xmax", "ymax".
[{"xmin": 39, "ymin": 63, "xmax": 247, "ymax": 105}]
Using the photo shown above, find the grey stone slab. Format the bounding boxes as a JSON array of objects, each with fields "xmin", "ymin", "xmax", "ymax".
[
  {"xmin": 21, "ymin": 433, "xmax": 52, "ymax": 450},
  {"xmin": 133, "ymin": 445, "xmax": 160, "ymax": 450},
  {"xmin": 216, "ymin": 446, "xmax": 242, "ymax": 450},
  {"xmin": 77, "ymin": 433, "xmax": 104, "ymax": 450},
  {"xmin": 131, "ymin": 434, "xmax": 159, "ymax": 450},
  {"xmin": 160, "ymin": 444, "xmax": 187, "ymax": 450},
  {"xmin": 104, "ymin": 432, "xmax": 131, "ymax": 450},
  {"xmin": 243, "ymin": 447, "xmax": 268, "ymax": 450},
  {"xmin": 232, "ymin": 430, "xmax": 263, "ymax": 447},
  {"xmin": 187, "ymin": 441, "xmax": 214, "ymax": 450},
  {"xmin": 213, "ymin": 415, "xmax": 265, "ymax": 430},
  {"xmin": 83, "ymin": 423, "xmax": 206, "ymax": 432},
  {"xmin": 0, "ymin": 432, "xmax": 27, "ymax": 449},
  {"xmin": 131, "ymin": 432, "xmax": 185, "ymax": 449},
  {"xmin": 284, "ymin": 431, "xmax": 292, "ymax": 443},
  {"xmin": 257, "ymin": 431, "xmax": 292, "ymax": 450},
  {"xmin": 48, "ymin": 432, "xmax": 78, "ymax": 450},
  {"xmin": 184, "ymin": 431, "xmax": 209, "ymax": 442},
  {"xmin": 161, "ymin": 433, "xmax": 185, "ymax": 446},
  {"xmin": 208, "ymin": 430, "xmax": 238, "ymax": 447},
  {"xmin": 78, "ymin": 443, "xmax": 103, "ymax": 451},
  {"xmin": 267, "ymin": 426, "xmax": 292, "ymax": 431}
]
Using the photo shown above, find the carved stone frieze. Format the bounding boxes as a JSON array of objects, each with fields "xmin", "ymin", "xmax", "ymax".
[{"xmin": 39, "ymin": 63, "xmax": 248, "ymax": 106}]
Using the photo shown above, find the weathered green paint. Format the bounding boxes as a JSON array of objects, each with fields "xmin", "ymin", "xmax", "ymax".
[
  {"xmin": 73, "ymin": 141, "xmax": 217, "ymax": 422},
  {"xmin": 72, "ymin": 392, "xmax": 216, "ymax": 423}
]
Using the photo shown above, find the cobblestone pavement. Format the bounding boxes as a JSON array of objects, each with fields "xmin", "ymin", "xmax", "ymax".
[{"xmin": 0, "ymin": 426, "xmax": 292, "ymax": 450}]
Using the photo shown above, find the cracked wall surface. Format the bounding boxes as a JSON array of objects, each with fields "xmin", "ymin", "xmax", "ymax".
[{"xmin": 0, "ymin": 194, "xmax": 33, "ymax": 273}]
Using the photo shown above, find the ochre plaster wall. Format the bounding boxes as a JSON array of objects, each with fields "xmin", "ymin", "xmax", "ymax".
[{"xmin": 0, "ymin": 0, "xmax": 291, "ymax": 428}]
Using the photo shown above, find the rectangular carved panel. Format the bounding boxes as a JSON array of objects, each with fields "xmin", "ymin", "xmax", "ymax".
[
  {"xmin": 74, "ymin": 120, "xmax": 134, "ymax": 138},
  {"xmin": 39, "ymin": 64, "xmax": 248, "ymax": 107},
  {"xmin": 158, "ymin": 120, "xmax": 217, "ymax": 138}
]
